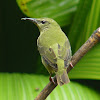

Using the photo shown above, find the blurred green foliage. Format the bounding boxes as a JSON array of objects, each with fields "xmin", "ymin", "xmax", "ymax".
[
  {"xmin": 0, "ymin": 73, "xmax": 100, "ymax": 100},
  {"xmin": 0, "ymin": 0, "xmax": 100, "ymax": 99},
  {"xmin": 16, "ymin": 0, "xmax": 79, "ymax": 26},
  {"xmin": 68, "ymin": 0, "xmax": 100, "ymax": 79}
]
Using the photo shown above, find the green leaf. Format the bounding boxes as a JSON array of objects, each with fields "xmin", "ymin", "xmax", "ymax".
[
  {"xmin": 0, "ymin": 73, "xmax": 100, "ymax": 100},
  {"xmin": 16, "ymin": 0, "xmax": 79, "ymax": 26},
  {"xmin": 68, "ymin": 0, "xmax": 100, "ymax": 79}
]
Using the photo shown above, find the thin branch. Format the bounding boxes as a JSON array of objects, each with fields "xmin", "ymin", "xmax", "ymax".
[{"xmin": 35, "ymin": 27, "xmax": 100, "ymax": 100}]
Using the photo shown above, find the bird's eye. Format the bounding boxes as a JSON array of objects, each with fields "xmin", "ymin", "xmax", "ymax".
[{"xmin": 41, "ymin": 20, "xmax": 46, "ymax": 24}]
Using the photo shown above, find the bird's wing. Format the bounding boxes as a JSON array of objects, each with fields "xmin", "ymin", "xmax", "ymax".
[
  {"xmin": 38, "ymin": 44, "xmax": 58, "ymax": 71},
  {"xmin": 38, "ymin": 40, "xmax": 71, "ymax": 70},
  {"xmin": 59, "ymin": 40, "xmax": 72, "ymax": 67},
  {"xmin": 41, "ymin": 56, "xmax": 57, "ymax": 73}
]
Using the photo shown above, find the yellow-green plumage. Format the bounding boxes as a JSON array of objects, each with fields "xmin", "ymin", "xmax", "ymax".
[{"xmin": 21, "ymin": 18, "xmax": 72, "ymax": 86}]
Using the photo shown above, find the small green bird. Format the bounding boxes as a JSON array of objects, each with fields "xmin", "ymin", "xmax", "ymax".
[{"xmin": 21, "ymin": 18, "xmax": 72, "ymax": 86}]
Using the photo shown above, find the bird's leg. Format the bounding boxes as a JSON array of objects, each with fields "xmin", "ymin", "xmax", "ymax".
[
  {"xmin": 49, "ymin": 74, "xmax": 55, "ymax": 84},
  {"xmin": 70, "ymin": 62, "xmax": 74, "ymax": 68}
]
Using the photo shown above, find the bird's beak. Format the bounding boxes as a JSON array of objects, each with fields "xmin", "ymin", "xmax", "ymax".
[{"xmin": 21, "ymin": 18, "xmax": 37, "ymax": 24}]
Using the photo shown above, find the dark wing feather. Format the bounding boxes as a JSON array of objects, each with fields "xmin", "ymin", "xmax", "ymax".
[
  {"xmin": 57, "ymin": 40, "xmax": 72, "ymax": 68},
  {"xmin": 38, "ymin": 45, "xmax": 58, "ymax": 72},
  {"xmin": 41, "ymin": 56, "xmax": 58, "ymax": 74}
]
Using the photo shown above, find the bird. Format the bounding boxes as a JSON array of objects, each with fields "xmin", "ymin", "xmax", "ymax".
[{"xmin": 21, "ymin": 18, "xmax": 72, "ymax": 86}]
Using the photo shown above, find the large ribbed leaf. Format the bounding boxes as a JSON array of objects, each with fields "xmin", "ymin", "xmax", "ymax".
[
  {"xmin": 16, "ymin": 0, "xmax": 79, "ymax": 26},
  {"xmin": 0, "ymin": 73, "xmax": 99, "ymax": 100},
  {"xmin": 68, "ymin": 0, "xmax": 100, "ymax": 79}
]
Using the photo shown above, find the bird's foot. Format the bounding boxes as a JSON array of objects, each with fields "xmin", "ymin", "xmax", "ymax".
[
  {"xmin": 49, "ymin": 76, "xmax": 55, "ymax": 84},
  {"xmin": 70, "ymin": 62, "xmax": 74, "ymax": 68}
]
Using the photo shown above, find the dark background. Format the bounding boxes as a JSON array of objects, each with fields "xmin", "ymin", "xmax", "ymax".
[{"xmin": 0, "ymin": 1, "xmax": 40, "ymax": 73}]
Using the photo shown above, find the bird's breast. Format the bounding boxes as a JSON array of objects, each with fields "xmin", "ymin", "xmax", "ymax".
[{"xmin": 37, "ymin": 31, "xmax": 67, "ymax": 48}]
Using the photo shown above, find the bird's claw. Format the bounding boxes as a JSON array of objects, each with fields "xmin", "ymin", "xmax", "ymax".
[
  {"xmin": 49, "ymin": 76, "xmax": 55, "ymax": 84},
  {"xmin": 70, "ymin": 62, "xmax": 74, "ymax": 68}
]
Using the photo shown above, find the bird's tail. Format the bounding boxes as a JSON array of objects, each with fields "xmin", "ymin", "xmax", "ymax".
[{"xmin": 56, "ymin": 70, "xmax": 70, "ymax": 86}]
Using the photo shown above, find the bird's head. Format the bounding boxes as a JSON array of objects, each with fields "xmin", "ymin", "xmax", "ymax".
[{"xmin": 21, "ymin": 18, "xmax": 60, "ymax": 32}]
